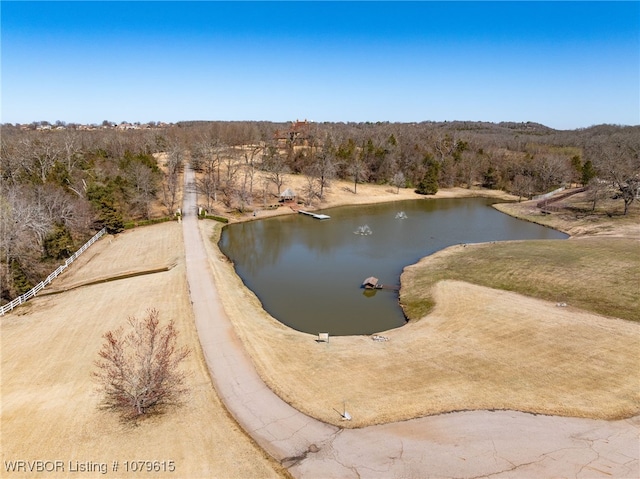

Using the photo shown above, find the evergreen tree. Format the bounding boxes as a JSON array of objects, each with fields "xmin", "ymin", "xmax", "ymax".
[
  {"xmin": 581, "ymin": 160, "xmax": 597, "ymax": 186},
  {"xmin": 416, "ymin": 156, "xmax": 440, "ymax": 195}
]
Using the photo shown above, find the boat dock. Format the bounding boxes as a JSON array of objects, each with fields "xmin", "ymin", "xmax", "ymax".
[
  {"xmin": 298, "ymin": 210, "xmax": 331, "ymax": 220},
  {"xmin": 362, "ymin": 276, "xmax": 400, "ymax": 291}
]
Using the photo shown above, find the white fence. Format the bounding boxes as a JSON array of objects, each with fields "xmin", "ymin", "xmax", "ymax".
[{"xmin": 0, "ymin": 228, "xmax": 107, "ymax": 316}]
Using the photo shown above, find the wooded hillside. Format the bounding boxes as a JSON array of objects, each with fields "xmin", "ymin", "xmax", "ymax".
[{"xmin": 1, "ymin": 120, "xmax": 638, "ymax": 303}]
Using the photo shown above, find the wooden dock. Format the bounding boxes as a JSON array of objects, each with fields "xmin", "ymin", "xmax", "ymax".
[{"xmin": 298, "ymin": 210, "xmax": 331, "ymax": 220}]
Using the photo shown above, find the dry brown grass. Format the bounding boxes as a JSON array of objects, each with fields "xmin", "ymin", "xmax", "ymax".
[
  {"xmin": 1, "ymin": 223, "xmax": 286, "ymax": 479},
  {"xmin": 400, "ymin": 237, "xmax": 640, "ymax": 322}
]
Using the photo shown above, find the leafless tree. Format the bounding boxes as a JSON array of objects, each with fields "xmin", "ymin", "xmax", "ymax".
[
  {"xmin": 217, "ymin": 148, "xmax": 243, "ymax": 209},
  {"xmin": 162, "ymin": 145, "xmax": 183, "ymax": 215},
  {"xmin": 587, "ymin": 133, "xmax": 640, "ymax": 215},
  {"xmin": 432, "ymin": 131, "xmax": 456, "ymax": 163},
  {"xmin": 0, "ymin": 183, "xmax": 53, "ymax": 297},
  {"xmin": 61, "ymin": 131, "xmax": 82, "ymax": 172},
  {"xmin": 347, "ymin": 143, "xmax": 370, "ymax": 194},
  {"xmin": 587, "ymin": 178, "xmax": 607, "ymax": 212},
  {"xmin": 537, "ymin": 154, "xmax": 570, "ymax": 192},
  {"xmin": 262, "ymin": 146, "xmax": 290, "ymax": 196},
  {"xmin": 512, "ymin": 174, "xmax": 534, "ymax": 202},
  {"xmin": 240, "ymin": 144, "xmax": 263, "ymax": 202},
  {"xmin": 129, "ymin": 162, "xmax": 158, "ymax": 219},
  {"xmin": 15, "ymin": 134, "xmax": 63, "ymax": 183},
  {"xmin": 310, "ymin": 136, "xmax": 336, "ymax": 199},
  {"xmin": 391, "ymin": 171, "xmax": 406, "ymax": 193},
  {"xmin": 301, "ymin": 166, "xmax": 319, "ymax": 207},
  {"xmin": 93, "ymin": 308, "xmax": 190, "ymax": 419}
]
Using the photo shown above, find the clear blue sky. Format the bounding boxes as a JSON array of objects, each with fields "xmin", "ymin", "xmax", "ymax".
[{"xmin": 2, "ymin": 1, "xmax": 639, "ymax": 130}]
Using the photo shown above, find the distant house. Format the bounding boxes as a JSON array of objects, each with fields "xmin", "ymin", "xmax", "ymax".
[
  {"xmin": 274, "ymin": 119, "xmax": 312, "ymax": 148},
  {"xmin": 280, "ymin": 188, "xmax": 297, "ymax": 202}
]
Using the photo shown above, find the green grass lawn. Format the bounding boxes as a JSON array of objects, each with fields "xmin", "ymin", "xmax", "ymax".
[{"xmin": 400, "ymin": 237, "xmax": 640, "ymax": 322}]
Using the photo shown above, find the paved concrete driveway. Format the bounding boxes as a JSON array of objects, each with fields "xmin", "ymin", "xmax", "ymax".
[{"xmin": 182, "ymin": 167, "xmax": 639, "ymax": 478}]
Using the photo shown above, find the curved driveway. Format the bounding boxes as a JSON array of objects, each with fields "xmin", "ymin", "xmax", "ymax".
[{"xmin": 182, "ymin": 167, "xmax": 639, "ymax": 478}]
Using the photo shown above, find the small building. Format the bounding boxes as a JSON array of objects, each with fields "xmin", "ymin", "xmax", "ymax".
[
  {"xmin": 362, "ymin": 277, "xmax": 379, "ymax": 289},
  {"xmin": 280, "ymin": 188, "xmax": 297, "ymax": 203}
]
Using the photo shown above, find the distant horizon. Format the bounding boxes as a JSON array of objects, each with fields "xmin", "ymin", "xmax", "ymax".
[
  {"xmin": 6, "ymin": 118, "xmax": 639, "ymax": 132},
  {"xmin": 2, "ymin": 2, "xmax": 639, "ymax": 130}
]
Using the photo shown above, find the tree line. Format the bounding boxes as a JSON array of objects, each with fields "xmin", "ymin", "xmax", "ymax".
[{"xmin": 1, "ymin": 120, "xmax": 638, "ymax": 303}]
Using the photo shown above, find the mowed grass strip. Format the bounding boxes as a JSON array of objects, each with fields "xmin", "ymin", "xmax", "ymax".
[{"xmin": 400, "ymin": 237, "xmax": 640, "ymax": 322}]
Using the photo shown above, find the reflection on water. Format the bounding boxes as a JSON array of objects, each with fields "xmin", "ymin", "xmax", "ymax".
[{"xmin": 219, "ymin": 198, "xmax": 568, "ymax": 336}]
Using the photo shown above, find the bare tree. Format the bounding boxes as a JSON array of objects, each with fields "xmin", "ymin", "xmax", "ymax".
[
  {"xmin": 129, "ymin": 162, "xmax": 158, "ymax": 219},
  {"xmin": 347, "ymin": 143, "xmax": 370, "ymax": 194},
  {"xmin": 218, "ymin": 149, "xmax": 243, "ymax": 209},
  {"xmin": 262, "ymin": 146, "xmax": 290, "ymax": 196},
  {"xmin": 240, "ymin": 144, "xmax": 263, "ymax": 203},
  {"xmin": 587, "ymin": 134, "xmax": 640, "ymax": 215},
  {"xmin": 301, "ymin": 166, "xmax": 319, "ymax": 206},
  {"xmin": 312, "ymin": 136, "xmax": 337, "ymax": 199},
  {"xmin": 15, "ymin": 134, "xmax": 62, "ymax": 183},
  {"xmin": 537, "ymin": 154, "xmax": 570, "ymax": 192},
  {"xmin": 93, "ymin": 308, "xmax": 190, "ymax": 419},
  {"xmin": 587, "ymin": 178, "xmax": 607, "ymax": 212},
  {"xmin": 162, "ymin": 145, "xmax": 183, "ymax": 215},
  {"xmin": 391, "ymin": 171, "xmax": 406, "ymax": 193},
  {"xmin": 512, "ymin": 173, "xmax": 534, "ymax": 202}
]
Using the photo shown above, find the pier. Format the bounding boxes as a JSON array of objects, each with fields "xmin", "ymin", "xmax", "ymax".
[{"xmin": 298, "ymin": 210, "xmax": 331, "ymax": 220}]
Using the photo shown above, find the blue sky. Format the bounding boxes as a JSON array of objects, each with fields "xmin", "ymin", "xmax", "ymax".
[{"xmin": 2, "ymin": 1, "xmax": 638, "ymax": 129}]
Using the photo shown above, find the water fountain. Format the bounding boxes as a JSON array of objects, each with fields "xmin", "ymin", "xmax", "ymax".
[{"xmin": 354, "ymin": 225, "xmax": 373, "ymax": 235}]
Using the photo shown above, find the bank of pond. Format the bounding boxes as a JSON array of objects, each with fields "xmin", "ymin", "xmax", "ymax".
[{"xmin": 219, "ymin": 198, "xmax": 568, "ymax": 336}]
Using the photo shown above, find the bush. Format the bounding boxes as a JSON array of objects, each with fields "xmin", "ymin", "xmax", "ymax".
[{"xmin": 93, "ymin": 309, "xmax": 190, "ymax": 419}]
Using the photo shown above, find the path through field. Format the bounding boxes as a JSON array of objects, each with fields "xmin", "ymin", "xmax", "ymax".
[{"xmin": 182, "ymin": 166, "xmax": 639, "ymax": 479}]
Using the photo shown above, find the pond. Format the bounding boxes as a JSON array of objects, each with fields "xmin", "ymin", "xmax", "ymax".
[{"xmin": 219, "ymin": 198, "xmax": 568, "ymax": 336}]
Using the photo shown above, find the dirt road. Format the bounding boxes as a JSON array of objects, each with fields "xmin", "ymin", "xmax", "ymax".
[{"xmin": 182, "ymin": 166, "xmax": 639, "ymax": 478}]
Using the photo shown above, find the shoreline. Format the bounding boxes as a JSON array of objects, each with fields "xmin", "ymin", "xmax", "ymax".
[{"xmin": 200, "ymin": 182, "xmax": 639, "ymax": 427}]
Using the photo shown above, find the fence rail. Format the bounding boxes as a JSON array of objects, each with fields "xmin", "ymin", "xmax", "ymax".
[{"xmin": 0, "ymin": 228, "xmax": 107, "ymax": 316}]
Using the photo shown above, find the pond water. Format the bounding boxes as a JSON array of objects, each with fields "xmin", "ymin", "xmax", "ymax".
[{"xmin": 219, "ymin": 198, "xmax": 568, "ymax": 336}]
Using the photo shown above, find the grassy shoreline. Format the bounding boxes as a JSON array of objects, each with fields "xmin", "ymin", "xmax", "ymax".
[{"xmin": 399, "ymin": 237, "xmax": 640, "ymax": 323}]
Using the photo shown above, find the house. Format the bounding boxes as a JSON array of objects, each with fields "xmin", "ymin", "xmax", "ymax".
[{"xmin": 273, "ymin": 119, "xmax": 312, "ymax": 148}]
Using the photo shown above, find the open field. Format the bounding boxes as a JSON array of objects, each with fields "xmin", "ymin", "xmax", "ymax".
[{"xmin": 1, "ymin": 223, "xmax": 286, "ymax": 479}]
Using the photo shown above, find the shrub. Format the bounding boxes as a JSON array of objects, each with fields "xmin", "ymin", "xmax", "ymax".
[{"xmin": 93, "ymin": 309, "xmax": 190, "ymax": 419}]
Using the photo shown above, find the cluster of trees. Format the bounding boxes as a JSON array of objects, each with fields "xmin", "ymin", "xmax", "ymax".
[
  {"xmin": 0, "ymin": 126, "xmax": 181, "ymax": 301},
  {"xmin": 1, "ymin": 121, "xmax": 638, "ymax": 304}
]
